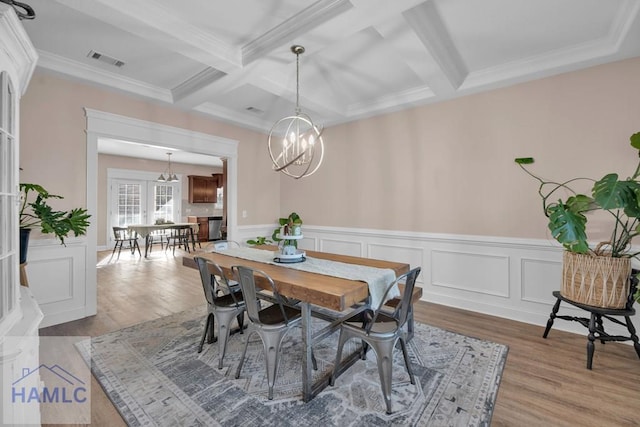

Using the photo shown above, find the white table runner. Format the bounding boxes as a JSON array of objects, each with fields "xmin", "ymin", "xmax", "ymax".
[{"xmin": 215, "ymin": 247, "xmax": 399, "ymax": 308}]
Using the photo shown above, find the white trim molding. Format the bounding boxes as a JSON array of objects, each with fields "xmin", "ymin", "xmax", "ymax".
[
  {"xmin": 56, "ymin": 108, "xmax": 241, "ymax": 328},
  {"xmin": 236, "ymin": 224, "xmax": 636, "ymax": 339}
]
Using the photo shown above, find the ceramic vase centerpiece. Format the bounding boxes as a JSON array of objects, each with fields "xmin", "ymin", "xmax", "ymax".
[{"xmin": 272, "ymin": 212, "xmax": 304, "ymax": 260}]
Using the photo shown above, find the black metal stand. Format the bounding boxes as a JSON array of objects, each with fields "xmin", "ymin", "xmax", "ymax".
[{"xmin": 543, "ymin": 271, "xmax": 640, "ymax": 369}]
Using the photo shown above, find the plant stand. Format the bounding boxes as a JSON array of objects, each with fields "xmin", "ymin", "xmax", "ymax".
[
  {"xmin": 543, "ymin": 273, "xmax": 640, "ymax": 369},
  {"xmin": 274, "ymin": 234, "xmax": 305, "ymax": 263}
]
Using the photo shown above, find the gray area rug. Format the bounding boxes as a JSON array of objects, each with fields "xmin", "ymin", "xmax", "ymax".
[{"xmin": 77, "ymin": 306, "xmax": 508, "ymax": 426}]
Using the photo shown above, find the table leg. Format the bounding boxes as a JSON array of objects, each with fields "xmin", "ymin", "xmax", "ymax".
[
  {"xmin": 301, "ymin": 302, "xmax": 313, "ymax": 402},
  {"xmin": 144, "ymin": 235, "xmax": 151, "ymax": 257},
  {"xmin": 190, "ymin": 228, "xmax": 196, "ymax": 251}
]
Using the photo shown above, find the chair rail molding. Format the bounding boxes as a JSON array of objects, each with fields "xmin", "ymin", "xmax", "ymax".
[{"xmin": 236, "ymin": 223, "xmax": 636, "ymax": 339}]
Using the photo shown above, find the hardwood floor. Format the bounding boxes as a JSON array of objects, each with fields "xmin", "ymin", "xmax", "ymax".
[{"xmin": 40, "ymin": 249, "xmax": 640, "ymax": 426}]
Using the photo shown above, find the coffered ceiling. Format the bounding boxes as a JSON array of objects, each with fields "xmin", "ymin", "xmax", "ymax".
[{"xmin": 18, "ymin": 0, "xmax": 640, "ymax": 135}]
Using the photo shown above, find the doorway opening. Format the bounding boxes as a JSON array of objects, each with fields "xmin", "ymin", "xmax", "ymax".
[{"xmin": 85, "ymin": 109, "xmax": 239, "ymax": 317}]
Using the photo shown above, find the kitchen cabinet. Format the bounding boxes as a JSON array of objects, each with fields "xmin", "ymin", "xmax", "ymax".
[
  {"xmin": 187, "ymin": 216, "xmax": 209, "ymax": 242},
  {"xmin": 188, "ymin": 175, "xmax": 222, "ymax": 203}
]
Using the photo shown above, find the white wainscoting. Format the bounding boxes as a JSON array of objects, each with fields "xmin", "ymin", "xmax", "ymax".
[
  {"xmin": 236, "ymin": 224, "xmax": 637, "ymax": 339},
  {"xmin": 29, "ymin": 223, "xmax": 637, "ymax": 339},
  {"xmin": 24, "ymin": 238, "xmax": 93, "ymax": 328}
]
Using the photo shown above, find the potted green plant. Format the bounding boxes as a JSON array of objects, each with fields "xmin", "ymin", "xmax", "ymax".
[
  {"xmin": 19, "ymin": 183, "xmax": 91, "ymax": 263},
  {"xmin": 271, "ymin": 212, "xmax": 303, "ymax": 253},
  {"xmin": 515, "ymin": 131, "xmax": 640, "ymax": 307},
  {"xmin": 246, "ymin": 236, "xmax": 273, "ymax": 246}
]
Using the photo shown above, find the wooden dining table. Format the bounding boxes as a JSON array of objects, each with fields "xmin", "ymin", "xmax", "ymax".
[
  {"xmin": 192, "ymin": 245, "xmax": 409, "ymax": 402},
  {"xmin": 128, "ymin": 223, "xmax": 199, "ymax": 257}
]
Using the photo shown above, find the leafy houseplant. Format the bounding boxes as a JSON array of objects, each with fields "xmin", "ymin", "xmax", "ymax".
[
  {"xmin": 19, "ymin": 183, "xmax": 91, "ymax": 263},
  {"xmin": 246, "ymin": 236, "xmax": 273, "ymax": 246},
  {"xmin": 271, "ymin": 212, "xmax": 302, "ymax": 251},
  {"xmin": 515, "ymin": 131, "xmax": 640, "ymax": 304}
]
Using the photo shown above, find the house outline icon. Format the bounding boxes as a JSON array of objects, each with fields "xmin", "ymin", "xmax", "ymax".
[{"xmin": 12, "ymin": 364, "xmax": 86, "ymax": 387}]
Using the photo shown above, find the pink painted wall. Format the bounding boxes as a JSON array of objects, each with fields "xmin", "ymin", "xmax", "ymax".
[
  {"xmin": 280, "ymin": 57, "xmax": 640, "ymax": 241},
  {"xmin": 20, "ymin": 71, "xmax": 280, "ymax": 242},
  {"xmin": 20, "ymin": 56, "xmax": 640, "ymax": 244}
]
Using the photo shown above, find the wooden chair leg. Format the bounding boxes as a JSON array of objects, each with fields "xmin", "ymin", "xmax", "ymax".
[
  {"xmin": 116, "ymin": 241, "xmax": 123, "ymax": 260},
  {"xmin": 596, "ymin": 314, "xmax": 606, "ymax": 344},
  {"xmin": 625, "ymin": 316, "xmax": 640, "ymax": 360},
  {"xmin": 587, "ymin": 313, "xmax": 597, "ymax": 370},
  {"xmin": 543, "ymin": 297, "xmax": 562, "ymax": 338}
]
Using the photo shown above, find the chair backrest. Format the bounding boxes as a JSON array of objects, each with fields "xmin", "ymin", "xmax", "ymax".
[
  {"xmin": 232, "ymin": 265, "xmax": 292, "ymax": 324},
  {"xmin": 113, "ymin": 226, "xmax": 128, "ymax": 240},
  {"xmin": 367, "ymin": 267, "xmax": 421, "ymax": 334},
  {"xmin": 151, "ymin": 229, "xmax": 168, "ymax": 237},
  {"xmin": 194, "ymin": 257, "xmax": 215, "ymax": 305},
  {"xmin": 194, "ymin": 256, "xmax": 241, "ymax": 306},
  {"xmin": 170, "ymin": 225, "xmax": 190, "ymax": 237},
  {"xmin": 213, "ymin": 240, "xmax": 240, "ymax": 251},
  {"xmin": 193, "ymin": 257, "xmax": 242, "ymax": 307}
]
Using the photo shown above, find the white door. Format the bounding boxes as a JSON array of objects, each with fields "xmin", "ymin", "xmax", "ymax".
[
  {"xmin": 0, "ymin": 70, "xmax": 18, "ymax": 327},
  {"xmin": 112, "ymin": 179, "xmax": 146, "ymax": 225},
  {"xmin": 107, "ymin": 174, "xmax": 181, "ymax": 247},
  {"xmin": 150, "ymin": 182, "xmax": 178, "ymax": 223}
]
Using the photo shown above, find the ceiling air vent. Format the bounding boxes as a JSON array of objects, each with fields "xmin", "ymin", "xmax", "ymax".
[
  {"xmin": 246, "ymin": 106, "xmax": 264, "ymax": 115},
  {"xmin": 87, "ymin": 50, "xmax": 125, "ymax": 68}
]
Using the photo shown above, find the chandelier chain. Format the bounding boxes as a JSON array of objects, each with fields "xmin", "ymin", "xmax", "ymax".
[
  {"xmin": 267, "ymin": 45, "xmax": 324, "ymax": 179},
  {"xmin": 295, "ymin": 49, "xmax": 301, "ymax": 113}
]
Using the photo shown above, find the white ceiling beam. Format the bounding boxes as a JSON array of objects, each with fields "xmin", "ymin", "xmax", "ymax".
[
  {"xmin": 171, "ymin": 68, "xmax": 227, "ymax": 103},
  {"xmin": 403, "ymin": 1, "xmax": 468, "ymax": 91},
  {"xmin": 55, "ymin": 0, "xmax": 242, "ymax": 73},
  {"xmin": 174, "ymin": 0, "xmax": 354, "ymax": 108},
  {"xmin": 242, "ymin": 0, "xmax": 354, "ymax": 65},
  {"xmin": 226, "ymin": 0, "xmax": 431, "ymax": 119},
  {"xmin": 371, "ymin": 21, "xmax": 456, "ymax": 100}
]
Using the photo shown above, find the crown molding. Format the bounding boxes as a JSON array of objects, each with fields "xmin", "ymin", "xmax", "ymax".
[
  {"xmin": 36, "ymin": 50, "xmax": 172, "ymax": 103},
  {"xmin": 0, "ymin": 3, "xmax": 38, "ymax": 94}
]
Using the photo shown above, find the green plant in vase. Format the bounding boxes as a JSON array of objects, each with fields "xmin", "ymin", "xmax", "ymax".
[
  {"xmin": 19, "ymin": 183, "xmax": 91, "ymax": 263},
  {"xmin": 246, "ymin": 236, "xmax": 273, "ymax": 246},
  {"xmin": 272, "ymin": 212, "xmax": 302, "ymax": 252},
  {"xmin": 515, "ymin": 131, "xmax": 640, "ymax": 305}
]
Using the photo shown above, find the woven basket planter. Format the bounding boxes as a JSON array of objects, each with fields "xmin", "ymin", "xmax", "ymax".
[{"xmin": 561, "ymin": 250, "xmax": 631, "ymax": 309}]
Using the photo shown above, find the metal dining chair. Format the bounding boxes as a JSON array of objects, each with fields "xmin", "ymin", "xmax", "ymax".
[
  {"xmin": 194, "ymin": 257, "xmax": 246, "ymax": 369},
  {"xmin": 212, "ymin": 240, "xmax": 240, "ymax": 251},
  {"xmin": 208, "ymin": 240, "xmax": 242, "ymax": 293},
  {"xmin": 330, "ymin": 267, "xmax": 421, "ymax": 414},
  {"xmin": 231, "ymin": 265, "xmax": 317, "ymax": 399}
]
